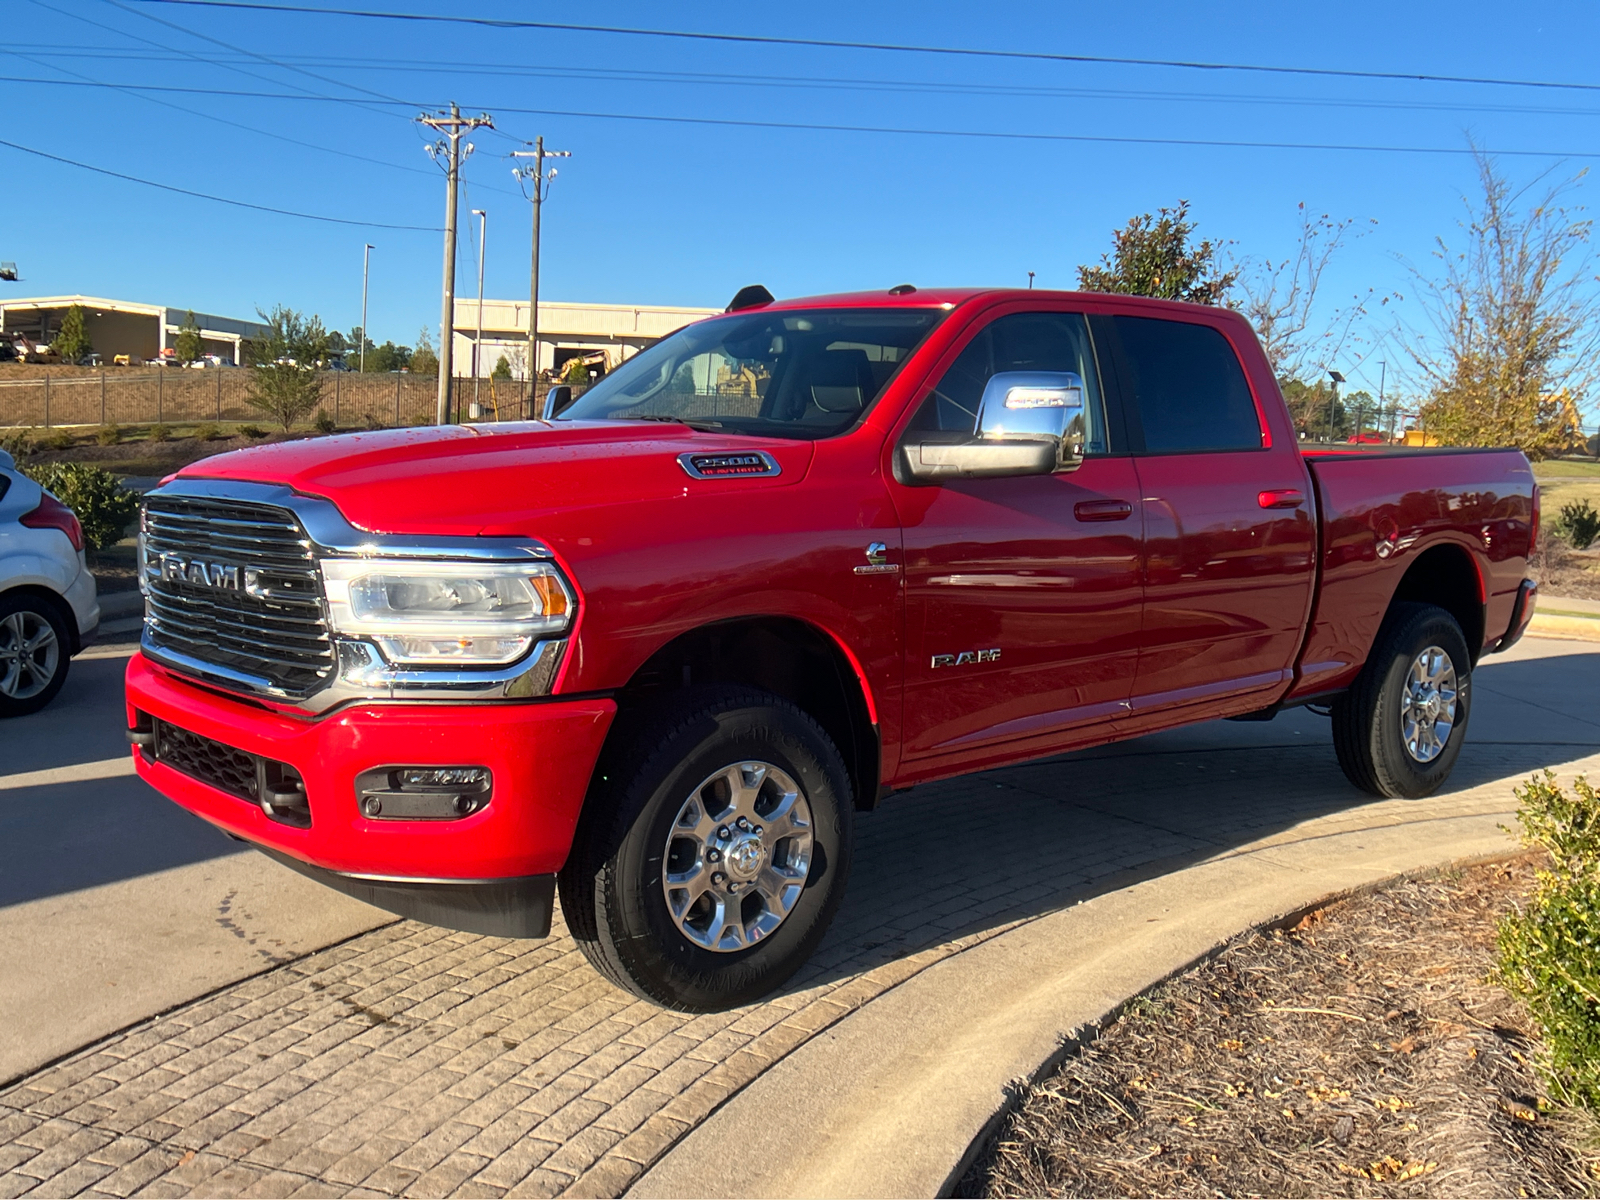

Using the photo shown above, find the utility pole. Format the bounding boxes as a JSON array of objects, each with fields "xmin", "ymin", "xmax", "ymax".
[
  {"xmin": 1377, "ymin": 360, "xmax": 1390, "ymax": 442},
  {"xmin": 419, "ymin": 102, "xmax": 493, "ymax": 424},
  {"xmin": 471, "ymin": 208, "xmax": 486, "ymax": 420},
  {"xmin": 360, "ymin": 243, "xmax": 373, "ymax": 374},
  {"xmin": 512, "ymin": 137, "xmax": 570, "ymax": 418}
]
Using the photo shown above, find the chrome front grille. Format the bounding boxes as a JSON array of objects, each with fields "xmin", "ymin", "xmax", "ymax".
[{"xmin": 142, "ymin": 495, "xmax": 336, "ymax": 698}]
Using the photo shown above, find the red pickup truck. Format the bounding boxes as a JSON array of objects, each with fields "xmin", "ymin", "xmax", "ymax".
[{"xmin": 126, "ymin": 287, "xmax": 1538, "ymax": 1010}]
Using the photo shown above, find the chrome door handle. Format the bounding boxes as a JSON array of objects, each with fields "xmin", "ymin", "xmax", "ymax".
[{"xmin": 1074, "ymin": 500, "xmax": 1134, "ymax": 522}]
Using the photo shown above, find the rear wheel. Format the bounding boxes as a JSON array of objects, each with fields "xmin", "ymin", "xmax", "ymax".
[
  {"xmin": 560, "ymin": 686, "xmax": 853, "ymax": 1010},
  {"xmin": 0, "ymin": 593, "xmax": 70, "ymax": 718},
  {"xmin": 1332, "ymin": 603, "xmax": 1471, "ymax": 798}
]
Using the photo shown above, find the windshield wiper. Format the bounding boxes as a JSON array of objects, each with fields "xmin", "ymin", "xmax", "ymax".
[{"xmin": 617, "ymin": 414, "xmax": 725, "ymax": 431}]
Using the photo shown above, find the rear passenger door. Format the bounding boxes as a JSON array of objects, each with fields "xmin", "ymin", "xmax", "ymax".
[{"xmin": 1096, "ymin": 313, "xmax": 1315, "ymax": 720}]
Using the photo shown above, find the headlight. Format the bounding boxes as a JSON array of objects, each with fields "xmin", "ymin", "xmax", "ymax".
[{"xmin": 321, "ymin": 559, "xmax": 573, "ymax": 666}]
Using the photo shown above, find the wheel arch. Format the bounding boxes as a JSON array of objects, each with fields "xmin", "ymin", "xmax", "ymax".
[
  {"xmin": 1386, "ymin": 541, "xmax": 1485, "ymax": 666},
  {"xmin": 0, "ymin": 582, "xmax": 81, "ymax": 654},
  {"xmin": 605, "ymin": 615, "xmax": 881, "ymax": 811}
]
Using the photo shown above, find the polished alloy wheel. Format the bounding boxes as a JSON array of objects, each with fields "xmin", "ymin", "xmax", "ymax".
[
  {"xmin": 0, "ymin": 610, "xmax": 60, "ymax": 701},
  {"xmin": 661, "ymin": 761, "xmax": 813, "ymax": 952},
  {"xmin": 1400, "ymin": 644, "xmax": 1457, "ymax": 764}
]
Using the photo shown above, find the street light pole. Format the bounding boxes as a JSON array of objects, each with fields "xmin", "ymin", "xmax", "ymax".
[
  {"xmin": 360, "ymin": 243, "xmax": 372, "ymax": 374},
  {"xmin": 512, "ymin": 137, "xmax": 570, "ymax": 418},
  {"xmin": 1327, "ymin": 369, "xmax": 1345, "ymax": 442},
  {"xmin": 471, "ymin": 208, "xmax": 486, "ymax": 420},
  {"xmin": 1377, "ymin": 360, "xmax": 1389, "ymax": 441}
]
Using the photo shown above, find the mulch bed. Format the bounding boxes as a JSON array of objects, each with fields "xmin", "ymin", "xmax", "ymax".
[{"xmin": 961, "ymin": 859, "xmax": 1599, "ymax": 1198}]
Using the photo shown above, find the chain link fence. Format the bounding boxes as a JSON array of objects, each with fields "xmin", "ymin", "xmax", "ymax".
[{"xmin": 0, "ymin": 370, "xmax": 559, "ymax": 429}]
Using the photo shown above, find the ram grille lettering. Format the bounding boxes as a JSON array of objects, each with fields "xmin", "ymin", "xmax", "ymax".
[{"xmin": 158, "ymin": 554, "xmax": 241, "ymax": 592}]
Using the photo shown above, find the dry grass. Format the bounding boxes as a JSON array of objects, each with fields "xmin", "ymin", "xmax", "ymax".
[{"xmin": 961, "ymin": 860, "xmax": 1600, "ymax": 1198}]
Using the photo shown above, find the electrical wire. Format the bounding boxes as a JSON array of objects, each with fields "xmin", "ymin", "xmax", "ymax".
[
  {"xmin": 4, "ymin": 74, "xmax": 1598, "ymax": 161},
  {"xmin": 128, "ymin": 0, "xmax": 1600, "ymax": 97},
  {"xmin": 17, "ymin": 47, "xmax": 1600, "ymax": 122},
  {"xmin": 0, "ymin": 135, "xmax": 437, "ymax": 229}
]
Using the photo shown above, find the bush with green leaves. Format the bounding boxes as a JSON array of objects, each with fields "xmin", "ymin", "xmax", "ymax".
[
  {"xmin": 1497, "ymin": 771, "xmax": 1600, "ymax": 1111},
  {"xmin": 192, "ymin": 423, "xmax": 222, "ymax": 442},
  {"xmin": 148, "ymin": 423, "xmax": 171, "ymax": 443},
  {"xmin": 312, "ymin": 409, "xmax": 336, "ymax": 435},
  {"xmin": 95, "ymin": 424, "xmax": 122, "ymax": 446},
  {"xmin": 1554, "ymin": 500, "xmax": 1600, "ymax": 550},
  {"xmin": 239, "ymin": 424, "xmax": 267, "ymax": 439},
  {"xmin": 19, "ymin": 462, "xmax": 140, "ymax": 552},
  {"xmin": 36, "ymin": 430, "xmax": 72, "ymax": 452},
  {"xmin": 0, "ymin": 429, "xmax": 32, "ymax": 459}
]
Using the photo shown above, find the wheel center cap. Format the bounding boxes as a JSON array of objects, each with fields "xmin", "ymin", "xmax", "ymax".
[{"xmin": 724, "ymin": 834, "xmax": 765, "ymax": 881}]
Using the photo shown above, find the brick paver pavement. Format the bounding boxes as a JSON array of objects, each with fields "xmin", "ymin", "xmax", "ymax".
[{"xmin": 1, "ymin": 714, "xmax": 1587, "ymax": 1199}]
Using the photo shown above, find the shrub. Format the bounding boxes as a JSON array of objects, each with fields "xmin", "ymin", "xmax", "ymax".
[
  {"xmin": 312, "ymin": 409, "xmax": 337, "ymax": 435},
  {"xmin": 0, "ymin": 429, "xmax": 33, "ymax": 459},
  {"xmin": 361, "ymin": 413, "xmax": 387, "ymax": 431},
  {"xmin": 192, "ymin": 423, "xmax": 222, "ymax": 442},
  {"xmin": 36, "ymin": 430, "xmax": 73, "ymax": 452},
  {"xmin": 1554, "ymin": 499, "xmax": 1600, "ymax": 550},
  {"xmin": 19, "ymin": 461, "xmax": 141, "ymax": 552},
  {"xmin": 95, "ymin": 424, "xmax": 122, "ymax": 446},
  {"xmin": 148, "ymin": 423, "xmax": 171, "ymax": 443},
  {"xmin": 1497, "ymin": 771, "xmax": 1600, "ymax": 1111},
  {"xmin": 239, "ymin": 424, "xmax": 267, "ymax": 439}
]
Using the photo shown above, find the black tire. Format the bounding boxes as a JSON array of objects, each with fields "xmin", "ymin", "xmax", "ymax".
[
  {"xmin": 559, "ymin": 686, "xmax": 854, "ymax": 1010},
  {"xmin": 1332, "ymin": 603, "xmax": 1472, "ymax": 799},
  {"xmin": 0, "ymin": 591, "xmax": 72, "ymax": 718}
]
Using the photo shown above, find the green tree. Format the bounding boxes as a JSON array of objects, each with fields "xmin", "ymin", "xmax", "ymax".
[
  {"xmin": 52, "ymin": 304, "xmax": 92, "ymax": 364},
  {"xmin": 491, "ymin": 354, "xmax": 512, "ymax": 380},
  {"xmin": 1406, "ymin": 152, "xmax": 1600, "ymax": 459},
  {"xmin": 174, "ymin": 311, "xmax": 204, "ymax": 365},
  {"xmin": 347, "ymin": 326, "xmax": 377, "ymax": 369},
  {"xmin": 411, "ymin": 327, "xmax": 439, "ymax": 377},
  {"xmin": 1078, "ymin": 200, "xmax": 1237, "ymax": 305},
  {"xmin": 367, "ymin": 341, "xmax": 411, "ymax": 373},
  {"xmin": 246, "ymin": 305, "xmax": 328, "ymax": 431}
]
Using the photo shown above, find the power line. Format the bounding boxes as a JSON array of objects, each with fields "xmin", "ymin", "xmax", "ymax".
[
  {"xmin": 467, "ymin": 103, "xmax": 1600, "ymax": 161},
  {"xmin": 16, "ymin": 49, "xmax": 1600, "ymax": 121},
  {"xmin": 0, "ymin": 135, "xmax": 437, "ymax": 229},
  {"xmin": 128, "ymin": 0, "xmax": 1600, "ymax": 97},
  {"xmin": 4, "ymin": 74, "xmax": 1600, "ymax": 161}
]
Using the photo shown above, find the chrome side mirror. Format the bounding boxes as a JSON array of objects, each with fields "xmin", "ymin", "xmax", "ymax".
[{"xmin": 974, "ymin": 371, "xmax": 1086, "ymax": 470}]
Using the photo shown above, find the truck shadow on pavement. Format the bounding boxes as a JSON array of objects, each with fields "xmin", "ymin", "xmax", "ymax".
[{"xmin": 0, "ymin": 649, "xmax": 1594, "ymax": 1199}]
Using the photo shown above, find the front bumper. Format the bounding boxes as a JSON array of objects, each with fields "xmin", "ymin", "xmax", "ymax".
[{"xmin": 125, "ymin": 652, "xmax": 616, "ymax": 928}]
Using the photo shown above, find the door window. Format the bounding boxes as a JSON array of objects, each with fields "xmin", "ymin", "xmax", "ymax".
[
  {"xmin": 1112, "ymin": 316, "xmax": 1261, "ymax": 453},
  {"xmin": 907, "ymin": 312, "xmax": 1109, "ymax": 454}
]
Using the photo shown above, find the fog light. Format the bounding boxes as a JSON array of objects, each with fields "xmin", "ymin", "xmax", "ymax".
[{"xmin": 355, "ymin": 765, "xmax": 492, "ymax": 821}]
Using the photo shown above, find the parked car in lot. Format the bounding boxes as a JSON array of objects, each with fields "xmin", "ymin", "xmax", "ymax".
[
  {"xmin": 124, "ymin": 286, "xmax": 1537, "ymax": 1009},
  {"xmin": 0, "ymin": 449, "xmax": 99, "ymax": 716}
]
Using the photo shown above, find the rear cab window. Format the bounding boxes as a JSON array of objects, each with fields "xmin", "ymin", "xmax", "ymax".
[{"xmin": 1108, "ymin": 315, "xmax": 1262, "ymax": 453}]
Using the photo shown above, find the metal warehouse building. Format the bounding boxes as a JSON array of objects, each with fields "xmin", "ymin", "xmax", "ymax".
[
  {"xmin": 450, "ymin": 299, "xmax": 719, "ymax": 380},
  {"xmin": 0, "ymin": 295, "xmax": 270, "ymax": 365}
]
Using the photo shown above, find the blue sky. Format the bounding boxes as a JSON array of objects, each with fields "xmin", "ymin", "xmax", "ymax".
[{"xmin": 3, "ymin": 0, "xmax": 1599, "ymax": 410}]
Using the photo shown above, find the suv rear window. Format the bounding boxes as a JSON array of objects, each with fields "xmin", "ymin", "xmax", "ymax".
[{"xmin": 1113, "ymin": 316, "xmax": 1262, "ymax": 453}]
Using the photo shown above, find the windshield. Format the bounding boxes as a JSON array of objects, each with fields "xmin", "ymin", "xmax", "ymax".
[{"xmin": 557, "ymin": 307, "xmax": 945, "ymax": 438}]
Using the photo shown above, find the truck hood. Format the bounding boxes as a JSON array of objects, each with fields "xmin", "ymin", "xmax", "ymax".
[{"xmin": 177, "ymin": 420, "xmax": 815, "ymax": 537}]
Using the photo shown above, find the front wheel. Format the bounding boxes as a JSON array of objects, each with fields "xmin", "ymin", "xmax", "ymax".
[
  {"xmin": 1332, "ymin": 603, "xmax": 1472, "ymax": 799},
  {"xmin": 0, "ymin": 593, "xmax": 71, "ymax": 718},
  {"xmin": 559, "ymin": 687, "xmax": 854, "ymax": 1010}
]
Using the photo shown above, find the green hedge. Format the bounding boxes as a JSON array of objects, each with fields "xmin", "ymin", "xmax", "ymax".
[
  {"xmin": 20, "ymin": 462, "xmax": 141, "ymax": 553},
  {"xmin": 1498, "ymin": 771, "xmax": 1600, "ymax": 1111}
]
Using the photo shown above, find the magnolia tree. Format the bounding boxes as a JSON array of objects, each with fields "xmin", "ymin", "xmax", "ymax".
[{"xmin": 1077, "ymin": 200, "xmax": 1237, "ymax": 305}]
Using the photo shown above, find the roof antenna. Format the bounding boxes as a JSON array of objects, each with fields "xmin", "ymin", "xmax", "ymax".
[
  {"xmin": 726, "ymin": 284, "xmax": 774, "ymax": 312},
  {"xmin": 888, "ymin": 283, "xmax": 917, "ymax": 295}
]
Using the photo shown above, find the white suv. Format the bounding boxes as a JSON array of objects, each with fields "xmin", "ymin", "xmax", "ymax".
[{"xmin": 0, "ymin": 449, "xmax": 100, "ymax": 716}]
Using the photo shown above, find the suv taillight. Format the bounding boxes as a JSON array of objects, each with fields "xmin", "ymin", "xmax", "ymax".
[
  {"xmin": 1530, "ymin": 483, "xmax": 1541, "ymax": 554},
  {"xmin": 21, "ymin": 492, "xmax": 84, "ymax": 552}
]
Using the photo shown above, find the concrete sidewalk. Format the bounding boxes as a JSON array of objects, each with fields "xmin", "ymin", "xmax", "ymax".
[{"xmin": 1, "ymin": 636, "xmax": 1595, "ymax": 1199}]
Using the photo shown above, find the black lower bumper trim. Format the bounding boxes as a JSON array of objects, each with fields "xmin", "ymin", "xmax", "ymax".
[
  {"xmin": 1495, "ymin": 578, "xmax": 1538, "ymax": 653},
  {"xmin": 257, "ymin": 846, "xmax": 555, "ymax": 939}
]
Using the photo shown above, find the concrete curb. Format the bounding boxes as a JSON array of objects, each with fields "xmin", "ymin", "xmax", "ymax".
[
  {"xmin": 630, "ymin": 796, "xmax": 1580, "ymax": 1200},
  {"xmin": 1529, "ymin": 612, "xmax": 1600, "ymax": 642}
]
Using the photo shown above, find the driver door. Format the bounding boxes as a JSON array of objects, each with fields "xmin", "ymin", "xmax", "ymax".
[{"xmin": 889, "ymin": 309, "xmax": 1144, "ymax": 766}]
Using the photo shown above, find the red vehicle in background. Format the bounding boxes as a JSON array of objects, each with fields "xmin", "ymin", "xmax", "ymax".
[{"xmin": 125, "ymin": 286, "xmax": 1537, "ymax": 1009}]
